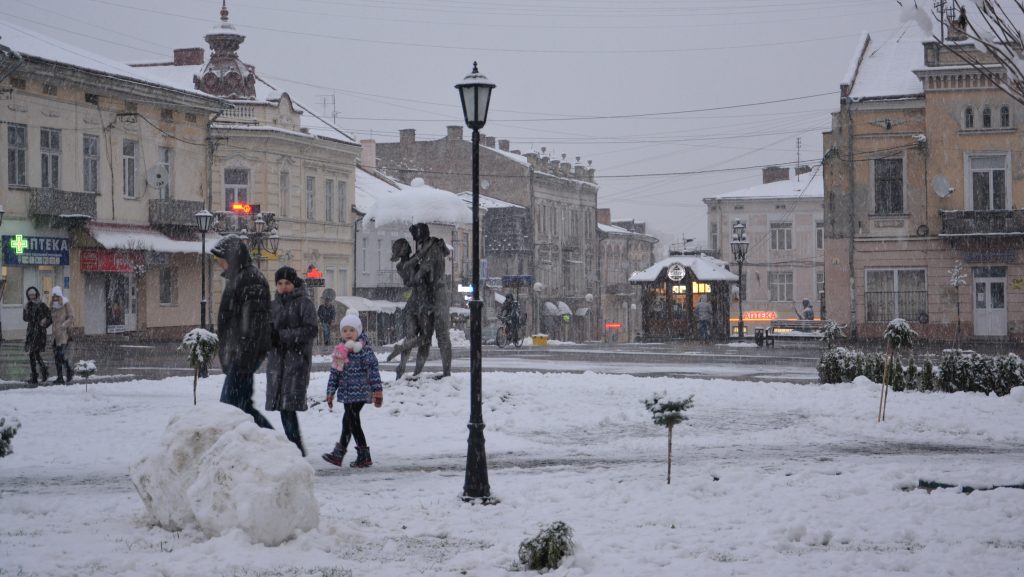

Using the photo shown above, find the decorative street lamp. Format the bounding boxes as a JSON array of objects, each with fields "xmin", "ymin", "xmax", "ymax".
[
  {"xmin": 195, "ymin": 210, "xmax": 213, "ymax": 330},
  {"xmin": 730, "ymin": 219, "xmax": 749, "ymax": 339},
  {"xmin": 456, "ymin": 61, "xmax": 495, "ymax": 502}
]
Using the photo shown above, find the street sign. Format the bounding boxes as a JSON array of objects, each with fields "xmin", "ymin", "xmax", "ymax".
[
  {"xmin": 305, "ymin": 278, "xmax": 325, "ymax": 287},
  {"xmin": 229, "ymin": 203, "xmax": 260, "ymax": 214},
  {"xmin": 501, "ymin": 275, "xmax": 534, "ymax": 287}
]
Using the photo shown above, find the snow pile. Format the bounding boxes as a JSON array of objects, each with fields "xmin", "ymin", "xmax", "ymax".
[
  {"xmin": 129, "ymin": 404, "xmax": 319, "ymax": 546},
  {"xmin": 364, "ymin": 177, "xmax": 472, "ymax": 227}
]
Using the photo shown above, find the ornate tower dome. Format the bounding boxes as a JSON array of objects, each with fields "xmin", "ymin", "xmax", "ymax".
[{"xmin": 194, "ymin": 1, "xmax": 256, "ymax": 99}]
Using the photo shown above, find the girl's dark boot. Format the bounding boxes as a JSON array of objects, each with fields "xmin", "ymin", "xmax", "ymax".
[
  {"xmin": 321, "ymin": 443, "xmax": 346, "ymax": 467},
  {"xmin": 55, "ymin": 364, "xmax": 65, "ymax": 385},
  {"xmin": 351, "ymin": 446, "xmax": 372, "ymax": 468}
]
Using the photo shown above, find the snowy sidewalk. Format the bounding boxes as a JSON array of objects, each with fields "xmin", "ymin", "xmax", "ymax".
[{"xmin": 2, "ymin": 370, "xmax": 1023, "ymax": 576}]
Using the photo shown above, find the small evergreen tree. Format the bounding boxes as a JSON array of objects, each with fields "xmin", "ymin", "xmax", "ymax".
[
  {"xmin": 948, "ymin": 261, "xmax": 967, "ymax": 349},
  {"xmin": 879, "ymin": 319, "xmax": 917, "ymax": 422},
  {"xmin": 644, "ymin": 393, "xmax": 694, "ymax": 484},
  {"xmin": 0, "ymin": 417, "xmax": 20, "ymax": 458},
  {"xmin": 179, "ymin": 328, "xmax": 219, "ymax": 405},
  {"xmin": 517, "ymin": 521, "xmax": 575, "ymax": 571},
  {"xmin": 821, "ymin": 320, "xmax": 844, "ymax": 350},
  {"xmin": 920, "ymin": 359, "xmax": 935, "ymax": 392}
]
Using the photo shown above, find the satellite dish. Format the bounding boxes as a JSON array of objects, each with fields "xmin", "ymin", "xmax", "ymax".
[
  {"xmin": 147, "ymin": 165, "xmax": 169, "ymax": 189},
  {"xmin": 932, "ymin": 175, "xmax": 953, "ymax": 198}
]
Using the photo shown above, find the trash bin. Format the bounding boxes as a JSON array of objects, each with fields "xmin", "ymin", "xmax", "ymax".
[{"xmin": 531, "ymin": 334, "xmax": 549, "ymax": 346}]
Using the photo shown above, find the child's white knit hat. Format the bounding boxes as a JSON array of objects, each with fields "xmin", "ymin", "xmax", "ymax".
[{"xmin": 340, "ymin": 312, "xmax": 363, "ymax": 334}]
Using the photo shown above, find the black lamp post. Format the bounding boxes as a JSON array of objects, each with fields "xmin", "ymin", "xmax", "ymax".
[
  {"xmin": 456, "ymin": 61, "xmax": 495, "ymax": 502},
  {"xmin": 730, "ymin": 219, "xmax": 749, "ymax": 339},
  {"xmin": 0, "ymin": 204, "xmax": 5, "ymax": 227},
  {"xmin": 0, "ymin": 204, "xmax": 5, "ymax": 343},
  {"xmin": 246, "ymin": 214, "xmax": 279, "ymax": 270},
  {"xmin": 195, "ymin": 209, "xmax": 213, "ymax": 330}
]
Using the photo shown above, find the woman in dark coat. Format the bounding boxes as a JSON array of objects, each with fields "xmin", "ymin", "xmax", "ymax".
[
  {"xmin": 23, "ymin": 286, "xmax": 52, "ymax": 384},
  {"xmin": 266, "ymin": 266, "xmax": 318, "ymax": 456}
]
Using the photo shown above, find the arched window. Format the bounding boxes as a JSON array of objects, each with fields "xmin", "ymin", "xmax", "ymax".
[
  {"xmin": 983, "ymin": 106, "xmax": 992, "ymax": 128},
  {"xmin": 1000, "ymin": 106, "xmax": 1010, "ymax": 127},
  {"xmin": 965, "ymin": 107, "xmax": 974, "ymax": 128}
]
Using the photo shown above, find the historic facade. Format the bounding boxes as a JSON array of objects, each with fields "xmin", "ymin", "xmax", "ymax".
[
  {"xmin": 823, "ymin": 20, "xmax": 1024, "ymax": 341},
  {"xmin": 597, "ymin": 211, "xmax": 658, "ymax": 342}
]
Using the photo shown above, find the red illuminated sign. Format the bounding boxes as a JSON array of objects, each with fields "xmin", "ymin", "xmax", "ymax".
[
  {"xmin": 230, "ymin": 203, "xmax": 257, "ymax": 214},
  {"xmin": 605, "ymin": 322, "xmax": 623, "ymax": 329},
  {"xmin": 306, "ymin": 266, "xmax": 323, "ymax": 279},
  {"xmin": 743, "ymin": 311, "xmax": 777, "ymax": 321}
]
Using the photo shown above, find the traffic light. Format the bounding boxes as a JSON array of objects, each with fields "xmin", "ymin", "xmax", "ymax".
[{"xmin": 229, "ymin": 203, "xmax": 260, "ymax": 215}]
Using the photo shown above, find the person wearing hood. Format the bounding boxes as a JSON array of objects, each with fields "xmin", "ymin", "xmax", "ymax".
[
  {"xmin": 211, "ymin": 234, "xmax": 273, "ymax": 429},
  {"xmin": 23, "ymin": 286, "xmax": 52, "ymax": 384},
  {"xmin": 50, "ymin": 287, "xmax": 74, "ymax": 384},
  {"xmin": 266, "ymin": 266, "xmax": 318, "ymax": 456}
]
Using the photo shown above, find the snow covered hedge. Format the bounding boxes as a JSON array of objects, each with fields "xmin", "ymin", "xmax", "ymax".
[{"xmin": 818, "ymin": 347, "xmax": 1022, "ymax": 396}]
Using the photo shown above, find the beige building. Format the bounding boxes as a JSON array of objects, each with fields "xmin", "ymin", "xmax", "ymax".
[
  {"xmin": 823, "ymin": 20, "xmax": 1024, "ymax": 341},
  {"xmin": 703, "ymin": 167, "xmax": 825, "ymax": 333},
  {"xmin": 1, "ymin": 21, "xmax": 223, "ymax": 339},
  {"xmin": 596, "ymin": 211, "xmax": 658, "ymax": 342}
]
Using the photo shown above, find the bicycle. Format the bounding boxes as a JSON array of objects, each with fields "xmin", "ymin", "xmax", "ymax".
[{"xmin": 496, "ymin": 312, "xmax": 527, "ymax": 348}]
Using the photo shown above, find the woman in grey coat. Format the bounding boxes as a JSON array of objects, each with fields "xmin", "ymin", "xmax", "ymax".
[{"xmin": 266, "ymin": 267, "xmax": 318, "ymax": 456}]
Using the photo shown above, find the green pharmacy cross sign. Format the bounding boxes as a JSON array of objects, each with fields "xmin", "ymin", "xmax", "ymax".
[
  {"xmin": 2, "ymin": 234, "xmax": 70, "ymax": 266},
  {"xmin": 10, "ymin": 234, "xmax": 28, "ymax": 254}
]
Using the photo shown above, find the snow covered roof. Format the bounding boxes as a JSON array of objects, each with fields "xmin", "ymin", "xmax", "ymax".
[
  {"xmin": 355, "ymin": 167, "xmax": 403, "ymax": 214},
  {"xmin": 705, "ymin": 171, "xmax": 824, "ymax": 202},
  {"xmin": 483, "ymin": 144, "xmax": 529, "ymax": 167},
  {"xmin": 0, "ymin": 21, "xmax": 218, "ymax": 102},
  {"xmin": 630, "ymin": 254, "xmax": 738, "ymax": 283},
  {"xmin": 87, "ymin": 224, "xmax": 219, "ymax": 254},
  {"xmin": 336, "ymin": 295, "xmax": 406, "ymax": 314},
  {"xmin": 364, "ymin": 178, "xmax": 473, "ymax": 227},
  {"xmin": 455, "ymin": 192, "xmax": 525, "ymax": 210},
  {"xmin": 846, "ymin": 23, "xmax": 927, "ymax": 101}
]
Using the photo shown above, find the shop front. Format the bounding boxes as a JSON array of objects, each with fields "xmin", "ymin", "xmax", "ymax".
[
  {"xmin": 629, "ymin": 255, "xmax": 737, "ymax": 341},
  {"xmin": 2, "ymin": 233, "xmax": 71, "ymax": 339},
  {"xmin": 80, "ymin": 248, "xmax": 143, "ymax": 334}
]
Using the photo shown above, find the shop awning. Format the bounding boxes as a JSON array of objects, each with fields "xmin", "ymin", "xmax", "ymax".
[
  {"xmin": 556, "ymin": 301, "xmax": 573, "ymax": 316},
  {"xmin": 87, "ymin": 224, "xmax": 217, "ymax": 254},
  {"xmin": 543, "ymin": 301, "xmax": 560, "ymax": 316},
  {"xmin": 575, "ymin": 307, "xmax": 590, "ymax": 316},
  {"xmin": 335, "ymin": 295, "xmax": 406, "ymax": 314}
]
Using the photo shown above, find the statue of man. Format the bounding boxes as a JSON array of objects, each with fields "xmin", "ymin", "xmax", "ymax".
[
  {"xmin": 408, "ymin": 223, "xmax": 452, "ymax": 377},
  {"xmin": 388, "ymin": 238, "xmax": 434, "ymax": 378}
]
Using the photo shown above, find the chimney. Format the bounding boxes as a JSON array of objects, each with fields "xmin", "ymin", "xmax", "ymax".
[
  {"xmin": 762, "ymin": 165, "xmax": 790, "ymax": 184},
  {"xmin": 447, "ymin": 125, "xmax": 463, "ymax": 141},
  {"xmin": 586, "ymin": 160, "xmax": 596, "ymax": 183},
  {"xmin": 484, "ymin": 136, "xmax": 496, "ymax": 148},
  {"xmin": 559, "ymin": 153, "xmax": 571, "ymax": 177},
  {"xmin": 524, "ymin": 150, "xmax": 539, "ymax": 168},
  {"xmin": 597, "ymin": 208, "xmax": 612, "ymax": 225},
  {"xmin": 359, "ymin": 139, "xmax": 377, "ymax": 169},
  {"xmin": 947, "ymin": 6, "xmax": 968, "ymax": 41},
  {"xmin": 173, "ymin": 47, "xmax": 205, "ymax": 66},
  {"xmin": 498, "ymin": 139, "xmax": 510, "ymax": 152},
  {"xmin": 574, "ymin": 156, "xmax": 585, "ymax": 180},
  {"xmin": 399, "ymin": 129, "xmax": 416, "ymax": 146}
]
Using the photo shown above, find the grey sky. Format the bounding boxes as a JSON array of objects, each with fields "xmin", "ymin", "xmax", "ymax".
[{"xmin": 2, "ymin": 0, "xmax": 902, "ymax": 249}]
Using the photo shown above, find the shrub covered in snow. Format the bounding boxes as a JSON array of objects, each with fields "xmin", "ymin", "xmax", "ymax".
[
  {"xmin": 179, "ymin": 328, "xmax": 219, "ymax": 404},
  {"xmin": 517, "ymin": 521, "xmax": 576, "ymax": 571},
  {"xmin": 0, "ymin": 417, "xmax": 20, "ymax": 458},
  {"xmin": 129, "ymin": 404, "xmax": 319, "ymax": 545},
  {"xmin": 74, "ymin": 359, "xmax": 96, "ymax": 378},
  {"xmin": 644, "ymin": 392, "xmax": 694, "ymax": 484}
]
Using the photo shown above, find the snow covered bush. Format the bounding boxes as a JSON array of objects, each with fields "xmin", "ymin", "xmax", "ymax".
[
  {"xmin": 74, "ymin": 359, "xmax": 96, "ymax": 378},
  {"xmin": 644, "ymin": 393, "xmax": 694, "ymax": 484},
  {"xmin": 821, "ymin": 319, "xmax": 844, "ymax": 349},
  {"xmin": 179, "ymin": 328, "xmax": 219, "ymax": 405},
  {"xmin": 130, "ymin": 404, "xmax": 319, "ymax": 545},
  {"xmin": 0, "ymin": 417, "xmax": 20, "ymax": 458},
  {"xmin": 517, "ymin": 521, "xmax": 575, "ymax": 571},
  {"xmin": 938, "ymin": 350, "xmax": 1023, "ymax": 396}
]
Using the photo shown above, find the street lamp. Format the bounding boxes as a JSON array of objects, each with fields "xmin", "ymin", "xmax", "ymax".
[
  {"xmin": 730, "ymin": 219, "xmax": 749, "ymax": 339},
  {"xmin": 456, "ymin": 61, "xmax": 495, "ymax": 502},
  {"xmin": 195, "ymin": 209, "xmax": 213, "ymax": 330},
  {"xmin": 0, "ymin": 204, "xmax": 5, "ymax": 227}
]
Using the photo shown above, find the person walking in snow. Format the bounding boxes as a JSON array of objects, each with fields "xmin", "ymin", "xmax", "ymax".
[
  {"xmin": 266, "ymin": 266, "xmax": 318, "ymax": 456},
  {"xmin": 317, "ymin": 297, "xmax": 336, "ymax": 346},
  {"xmin": 23, "ymin": 286, "xmax": 52, "ymax": 384},
  {"xmin": 695, "ymin": 295, "xmax": 713, "ymax": 342},
  {"xmin": 49, "ymin": 287, "xmax": 74, "ymax": 384},
  {"xmin": 322, "ymin": 312, "xmax": 383, "ymax": 468},
  {"xmin": 211, "ymin": 234, "xmax": 274, "ymax": 429}
]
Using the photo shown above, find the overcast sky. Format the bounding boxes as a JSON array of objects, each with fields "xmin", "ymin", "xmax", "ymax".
[{"xmin": 2, "ymin": 0, "xmax": 905, "ymax": 250}]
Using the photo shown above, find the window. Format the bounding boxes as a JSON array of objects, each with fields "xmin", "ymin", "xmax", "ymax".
[
  {"xmin": 85, "ymin": 93, "xmax": 99, "ymax": 105},
  {"xmin": 123, "ymin": 139, "xmax": 137, "ymax": 198},
  {"xmin": 157, "ymin": 147, "xmax": 173, "ymax": 199},
  {"xmin": 159, "ymin": 266, "xmax": 178, "ymax": 305},
  {"xmin": 982, "ymin": 106, "xmax": 992, "ymax": 128},
  {"xmin": 965, "ymin": 107, "xmax": 974, "ymax": 128},
  {"xmin": 279, "ymin": 171, "xmax": 289, "ymax": 217},
  {"xmin": 969, "ymin": 155, "xmax": 1007, "ymax": 210},
  {"xmin": 325, "ymin": 179, "xmax": 334, "ymax": 222},
  {"xmin": 337, "ymin": 181, "xmax": 347, "ymax": 223},
  {"xmin": 815, "ymin": 222, "xmax": 824, "ymax": 250},
  {"xmin": 1000, "ymin": 106, "xmax": 1010, "ymax": 127},
  {"xmin": 224, "ymin": 168, "xmax": 249, "ymax": 206},
  {"xmin": 709, "ymin": 222, "xmax": 718, "ymax": 252},
  {"xmin": 7, "ymin": 124, "xmax": 27, "ymax": 186},
  {"xmin": 83, "ymin": 135, "xmax": 99, "ymax": 193},
  {"xmin": 865, "ymin": 268, "xmax": 927, "ymax": 322},
  {"xmin": 160, "ymin": 109, "xmax": 174, "ymax": 122},
  {"xmin": 816, "ymin": 271, "xmax": 825, "ymax": 301},
  {"xmin": 339, "ymin": 270, "xmax": 348, "ymax": 295},
  {"xmin": 40, "ymin": 128, "xmax": 60, "ymax": 190},
  {"xmin": 770, "ymin": 222, "xmax": 792, "ymax": 251},
  {"xmin": 873, "ymin": 158, "xmax": 903, "ymax": 214},
  {"xmin": 768, "ymin": 271, "xmax": 793, "ymax": 302},
  {"xmin": 185, "ymin": 112, "xmax": 198, "ymax": 123},
  {"xmin": 361, "ymin": 236, "xmax": 367, "ymax": 272},
  {"xmin": 306, "ymin": 176, "xmax": 316, "ymax": 220}
]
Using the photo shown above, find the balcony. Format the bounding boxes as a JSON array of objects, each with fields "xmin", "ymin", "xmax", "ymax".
[
  {"xmin": 28, "ymin": 188, "xmax": 97, "ymax": 219},
  {"xmin": 149, "ymin": 199, "xmax": 205, "ymax": 228},
  {"xmin": 939, "ymin": 209, "xmax": 1024, "ymax": 237}
]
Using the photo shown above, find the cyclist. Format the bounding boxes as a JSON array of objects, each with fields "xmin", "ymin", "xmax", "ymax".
[{"xmin": 498, "ymin": 293, "xmax": 522, "ymax": 339}]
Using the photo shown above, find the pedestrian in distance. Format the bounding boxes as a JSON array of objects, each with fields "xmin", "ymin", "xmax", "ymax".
[
  {"xmin": 49, "ymin": 287, "xmax": 74, "ymax": 384},
  {"xmin": 211, "ymin": 234, "xmax": 274, "ymax": 430},
  {"xmin": 317, "ymin": 297, "xmax": 336, "ymax": 346},
  {"xmin": 800, "ymin": 299, "xmax": 814, "ymax": 320},
  {"xmin": 695, "ymin": 294, "xmax": 713, "ymax": 342},
  {"xmin": 322, "ymin": 312, "xmax": 383, "ymax": 468},
  {"xmin": 23, "ymin": 286, "xmax": 52, "ymax": 384},
  {"xmin": 266, "ymin": 266, "xmax": 318, "ymax": 456}
]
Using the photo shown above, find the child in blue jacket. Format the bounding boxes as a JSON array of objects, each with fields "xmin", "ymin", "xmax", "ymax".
[{"xmin": 322, "ymin": 312, "xmax": 383, "ymax": 468}]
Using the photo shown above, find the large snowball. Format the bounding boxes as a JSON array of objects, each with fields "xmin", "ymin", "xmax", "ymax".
[{"xmin": 130, "ymin": 404, "xmax": 319, "ymax": 545}]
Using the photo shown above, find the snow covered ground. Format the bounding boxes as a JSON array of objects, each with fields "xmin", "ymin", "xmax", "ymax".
[{"xmin": 2, "ymin": 369, "xmax": 1023, "ymax": 576}]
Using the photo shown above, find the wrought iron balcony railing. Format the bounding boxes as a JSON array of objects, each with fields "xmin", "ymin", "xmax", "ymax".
[
  {"xmin": 940, "ymin": 209, "xmax": 1024, "ymax": 237},
  {"xmin": 149, "ymin": 199, "xmax": 206, "ymax": 228}
]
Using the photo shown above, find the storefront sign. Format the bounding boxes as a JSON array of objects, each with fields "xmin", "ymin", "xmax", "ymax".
[
  {"xmin": 667, "ymin": 264, "xmax": 686, "ymax": 282},
  {"xmin": 605, "ymin": 322, "xmax": 623, "ymax": 329},
  {"xmin": 80, "ymin": 248, "xmax": 143, "ymax": 273},
  {"xmin": 501, "ymin": 275, "xmax": 534, "ymax": 287},
  {"xmin": 963, "ymin": 251, "xmax": 1018, "ymax": 263},
  {"xmin": 2, "ymin": 235, "xmax": 70, "ymax": 266},
  {"xmin": 743, "ymin": 310, "xmax": 777, "ymax": 321}
]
